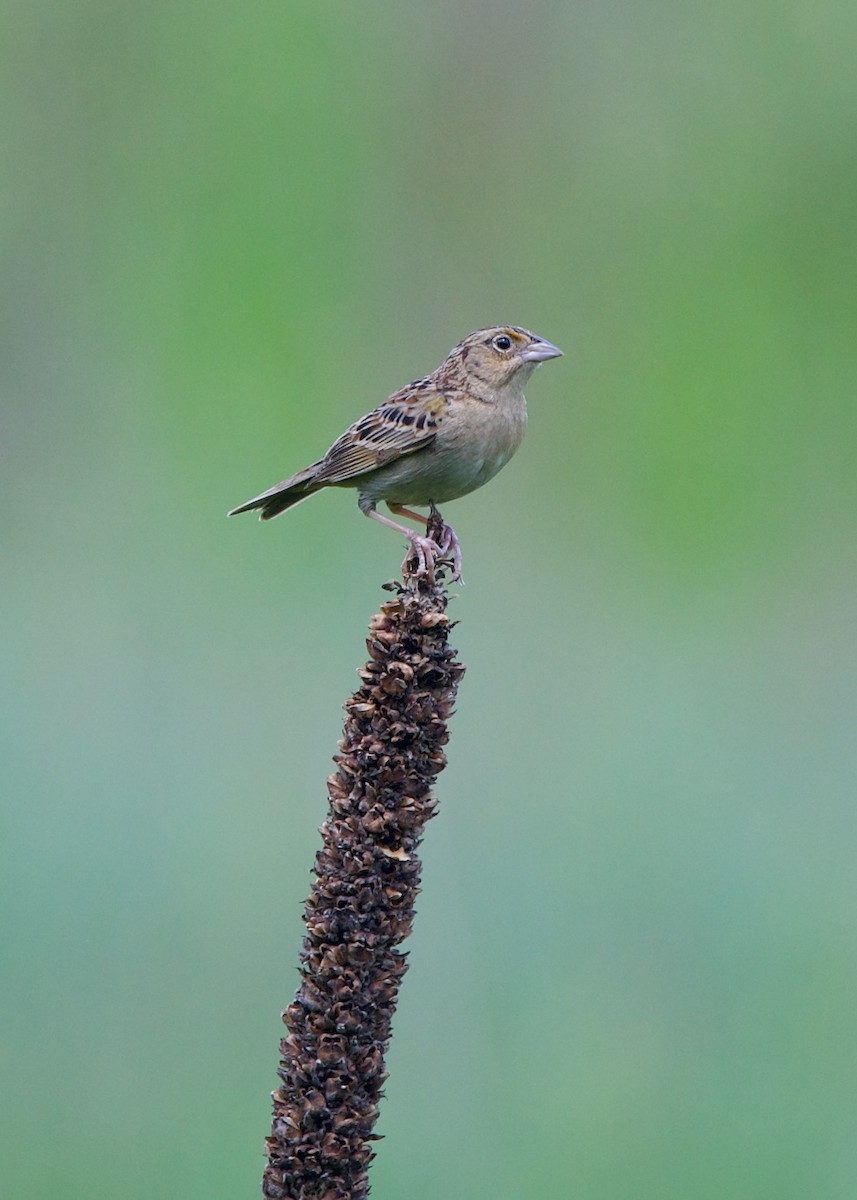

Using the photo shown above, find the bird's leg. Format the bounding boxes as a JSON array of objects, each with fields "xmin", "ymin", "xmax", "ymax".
[
  {"xmin": 366, "ymin": 506, "xmax": 441, "ymax": 580},
  {"xmin": 387, "ymin": 504, "xmax": 429, "ymax": 528},
  {"xmin": 389, "ymin": 503, "xmax": 463, "ymax": 581},
  {"xmin": 427, "ymin": 503, "xmax": 463, "ymax": 582}
]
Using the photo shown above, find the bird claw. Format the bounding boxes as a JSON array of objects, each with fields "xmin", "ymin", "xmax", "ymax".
[
  {"xmin": 427, "ymin": 506, "xmax": 463, "ymax": 581},
  {"xmin": 396, "ymin": 505, "xmax": 463, "ymax": 583},
  {"xmin": 434, "ymin": 522, "xmax": 463, "ymax": 582},
  {"xmin": 402, "ymin": 533, "xmax": 443, "ymax": 582}
]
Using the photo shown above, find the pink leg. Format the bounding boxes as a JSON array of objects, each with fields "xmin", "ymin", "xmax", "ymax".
[
  {"xmin": 387, "ymin": 504, "xmax": 429, "ymax": 527},
  {"xmin": 366, "ymin": 507, "xmax": 441, "ymax": 579},
  {"xmin": 434, "ymin": 521, "xmax": 463, "ymax": 581},
  {"xmin": 400, "ymin": 502, "xmax": 462, "ymax": 582}
]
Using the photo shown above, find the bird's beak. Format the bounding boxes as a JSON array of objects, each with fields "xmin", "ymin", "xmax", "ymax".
[{"xmin": 521, "ymin": 338, "xmax": 563, "ymax": 363}]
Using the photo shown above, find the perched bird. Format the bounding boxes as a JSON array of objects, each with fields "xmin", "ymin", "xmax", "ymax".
[{"xmin": 228, "ymin": 325, "xmax": 562, "ymax": 578}]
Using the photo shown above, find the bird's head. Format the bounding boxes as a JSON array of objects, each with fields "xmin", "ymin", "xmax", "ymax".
[{"xmin": 447, "ymin": 326, "xmax": 563, "ymax": 394}]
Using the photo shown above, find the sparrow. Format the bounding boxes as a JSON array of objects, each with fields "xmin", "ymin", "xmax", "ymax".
[{"xmin": 228, "ymin": 325, "xmax": 563, "ymax": 578}]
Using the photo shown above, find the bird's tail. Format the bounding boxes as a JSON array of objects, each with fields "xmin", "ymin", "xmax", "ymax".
[{"xmin": 227, "ymin": 463, "xmax": 324, "ymax": 521}]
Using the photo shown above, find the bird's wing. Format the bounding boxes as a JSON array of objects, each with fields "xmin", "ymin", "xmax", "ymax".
[{"xmin": 311, "ymin": 382, "xmax": 448, "ymax": 485}]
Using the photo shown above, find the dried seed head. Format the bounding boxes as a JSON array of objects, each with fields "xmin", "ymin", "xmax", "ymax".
[{"xmin": 263, "ymin": 567, "xmax": 465, "ymax": 1200}]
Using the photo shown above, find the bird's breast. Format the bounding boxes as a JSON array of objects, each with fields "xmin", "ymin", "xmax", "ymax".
[
  {"xmin": 429, "ymin": 392, "xmax": 528, "ymax": 497},
  {"xmin": 359, "ymin": 392, "xmax": 528, "ymax": 508}
]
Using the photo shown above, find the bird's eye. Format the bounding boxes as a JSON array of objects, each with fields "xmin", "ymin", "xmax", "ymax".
[{"xmin": 493, "ymin": 335, "xmax": 512, "ymax": 351}]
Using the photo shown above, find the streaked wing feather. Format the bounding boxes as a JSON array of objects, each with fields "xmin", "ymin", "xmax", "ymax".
[{"xmin": 312, "ymin": 386, "xmax": 446, "ymax": 485}]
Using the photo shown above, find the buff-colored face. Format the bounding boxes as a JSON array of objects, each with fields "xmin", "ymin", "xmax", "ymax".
[{"xmin": 456, "ymin": 326, "xmax": 563, "ymax": 388}]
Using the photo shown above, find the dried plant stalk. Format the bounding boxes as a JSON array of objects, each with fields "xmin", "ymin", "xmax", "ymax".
[{"xmin": 263, "ymin": 556, "xmax": 464, "ymax": 1200}]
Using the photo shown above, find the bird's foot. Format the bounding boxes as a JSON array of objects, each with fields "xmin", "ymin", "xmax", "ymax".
[
  {"xmin": 435, "ymin": 522, "xmax": 463, "ymax": 582},
  {"xmin": 427, "ymin": 505, "xmax": 463, "ymax": 582},
  {"xmin": 402, "ymin": 532, "xmax": 443, "ymax": 581}
]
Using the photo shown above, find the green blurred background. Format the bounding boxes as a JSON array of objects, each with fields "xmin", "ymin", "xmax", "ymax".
[{"xmin": 3, "ymin": 2, "xmax": 856, "ymax": 1196}]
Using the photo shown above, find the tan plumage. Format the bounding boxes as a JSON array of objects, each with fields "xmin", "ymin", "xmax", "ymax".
[{"xmin": 228, "ymin": 325, "xmax": 563, "ymax": 577}]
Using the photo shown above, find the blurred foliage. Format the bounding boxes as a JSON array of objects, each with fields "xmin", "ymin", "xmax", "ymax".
[{"xmin": 2, "ymin": 1, "xmax": 856, "ymax": 1197}]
